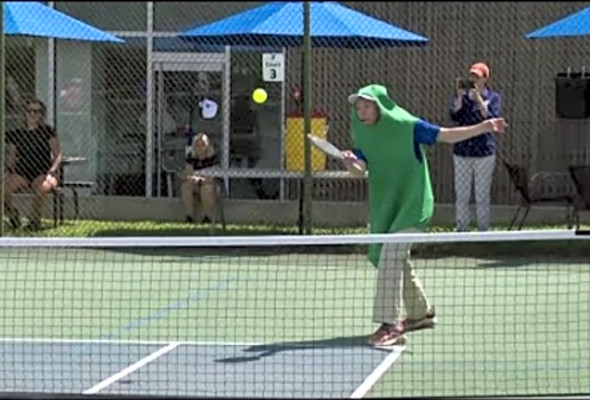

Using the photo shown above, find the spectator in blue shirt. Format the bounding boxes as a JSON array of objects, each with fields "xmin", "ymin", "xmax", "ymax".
[{"xmin": 450, "ymin": 62, "xmax": 502, "ymax": 232}]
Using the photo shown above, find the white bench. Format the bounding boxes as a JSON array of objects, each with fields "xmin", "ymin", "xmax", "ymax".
[
  {"xmin": 193, "ymin": 167, "xmax": 367, "ymax": 210},
  {"xmin": 195, "ymin": 167, "xmax": 367, "ymax": 180}
]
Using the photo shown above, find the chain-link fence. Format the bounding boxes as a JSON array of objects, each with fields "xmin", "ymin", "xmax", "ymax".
[{"xmin": 2, "ymin": 1, "xmax": 590, "ymax": 236}]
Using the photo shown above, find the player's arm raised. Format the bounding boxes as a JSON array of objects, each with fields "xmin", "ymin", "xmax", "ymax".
[{"xmin": 437, "ymin": 117, "xmax": 507, "ymax": 144}]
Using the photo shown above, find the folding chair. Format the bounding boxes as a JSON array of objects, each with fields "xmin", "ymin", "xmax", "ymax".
[
  {"xmin": 503, "ymin": 161, "xmax": 573, "ymax": 230},
  {"xmin": 567, "ymin": 165, "xmax": 590, "ymax": 230}
]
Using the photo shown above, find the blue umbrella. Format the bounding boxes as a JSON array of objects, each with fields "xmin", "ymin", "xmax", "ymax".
[
  {"xmin": 525, "ymin": 5, "xmax": 590, "ymax": 38},
  {"xmin": 179, "ymin": 1, "xmax": 429, "ymax": 234},
  {"xmin": 4, "ymin": 1, "xmax": 123, "ymax": 43},
  {"xmin": 179, "ymin": 1, "xmax": 428, "ymax": 48}
]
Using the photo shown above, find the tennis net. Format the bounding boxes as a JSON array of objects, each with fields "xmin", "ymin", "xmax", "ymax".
[{"xmin": 0, "ymin": 230, "xmax": 588, "ymax": 399}]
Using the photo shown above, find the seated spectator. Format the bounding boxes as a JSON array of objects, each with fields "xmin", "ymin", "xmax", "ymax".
[
  {"xmin": 4, "ymin": 99, "xmax": 63, "ymax": 231},
  {"xmin": 181, "ymin": 132, "xmax": 219, "ymax": 224}
]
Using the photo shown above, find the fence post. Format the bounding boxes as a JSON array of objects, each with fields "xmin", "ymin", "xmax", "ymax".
[
  {"xmin": 302, "ymin": 1, "xmax": 313, "ymax": 235},
  {"xmin": 0, "ymin": 1, "xmax": 6, "ymax": 237}
]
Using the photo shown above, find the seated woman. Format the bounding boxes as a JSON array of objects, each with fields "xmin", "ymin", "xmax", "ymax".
[
  {"xmin": 4, "ymin": 99, "xmax": 63, "ymax": 231},
  {"xmin": 181, "ymin": 132, "xmax": 219, "ymax": 224}
]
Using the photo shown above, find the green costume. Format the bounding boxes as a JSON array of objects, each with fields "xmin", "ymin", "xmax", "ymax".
[{"xmin": 351, "ymin": 84, "xmax": 435, "ymax": 267}]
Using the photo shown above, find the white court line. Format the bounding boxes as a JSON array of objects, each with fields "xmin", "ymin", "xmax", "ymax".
[
  {"xmin": 82, "ymin": 342, "xmax": 180, "ymax": 394},
  {"xmin": 3, "ymin": 335, "xmax": 403, "ymax": 397},
  {"xmin": 349, "ymin": 345, "xmax": 405, "ymax": 399},
  {"xmin": 0, "ymin": 337, "xmax": 263, "ymax": 347}
]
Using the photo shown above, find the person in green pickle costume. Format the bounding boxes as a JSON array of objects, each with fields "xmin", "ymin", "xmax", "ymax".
[{"xmin": 342, "ymin": 84, "xmax": 507, "ymax": 346}]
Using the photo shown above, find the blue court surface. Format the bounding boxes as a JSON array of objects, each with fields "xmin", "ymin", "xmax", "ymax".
[{"xmin": 0, "ymin": 338, "xmax": 405, "ymax": 398}]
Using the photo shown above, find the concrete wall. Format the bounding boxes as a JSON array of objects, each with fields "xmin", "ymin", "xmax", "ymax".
[{"xmin": 16, "ymin": 194, "xmax": 582, "ymax": 228}]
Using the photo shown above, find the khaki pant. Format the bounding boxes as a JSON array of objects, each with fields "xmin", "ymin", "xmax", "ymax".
[{"xmin": 373, "ymin": 229, "xmax": 431, "ymax": 325}]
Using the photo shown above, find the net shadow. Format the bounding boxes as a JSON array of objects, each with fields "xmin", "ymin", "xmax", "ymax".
[{"xmin": 92, "ymin": 240, "xmax": 590, "ymax": 262}]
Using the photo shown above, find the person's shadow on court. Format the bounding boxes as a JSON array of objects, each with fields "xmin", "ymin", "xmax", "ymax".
[{"xmin": 214, "ymin": 335, "xmax": 401, "ymax": 364}]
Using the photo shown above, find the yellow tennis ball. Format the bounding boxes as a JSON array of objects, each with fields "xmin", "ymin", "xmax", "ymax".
[{"xmin": 252, "ymin": 88, "xmax": 268, "ymax": 104}]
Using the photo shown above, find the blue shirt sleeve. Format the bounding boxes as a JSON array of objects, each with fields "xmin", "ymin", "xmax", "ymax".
[
  {"xmin": 414, "ymin": 119, "xmax": 441, "ymax": 146},
  {"xmin": 352, "ymin": 148, "xmax": 367, "ymax": 164}
]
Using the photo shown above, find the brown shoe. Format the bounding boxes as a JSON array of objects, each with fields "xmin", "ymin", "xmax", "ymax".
[
  {"xmin": 368, "ymin": 322, "xmax": 406, "ymax": 346},
  {"xmin": 401, "ymin": 307, "xmax": 437, "ymax": 332}
]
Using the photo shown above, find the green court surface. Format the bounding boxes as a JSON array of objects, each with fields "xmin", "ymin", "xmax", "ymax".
[{"xmin": 0, "ymin": 246, "xmax": 588, "ymax": 398}]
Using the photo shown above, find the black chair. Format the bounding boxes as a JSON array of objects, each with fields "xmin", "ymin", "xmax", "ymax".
[
  {"xmin": 567, "ymin": 165, "xmax": 590, "ymax": 230},
  {"xmin": 4, "ymin": 157, "xmax": 91, "ymax": 229},
  {"xmin": 503, "ymin": 161, "xmax": 574, "ymax": 230},
  {"xmin": 53, "ymin": 158, "xmax": 94, "ymax": 227}
]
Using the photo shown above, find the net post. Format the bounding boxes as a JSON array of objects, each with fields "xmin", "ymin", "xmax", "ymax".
[
  {"xmin": 0, "ymin": 1, "xmax": 5, "ymax": 237},
  {"xmin": 302, "ymin": 0, "xmax": 313, "ymax": 235}
]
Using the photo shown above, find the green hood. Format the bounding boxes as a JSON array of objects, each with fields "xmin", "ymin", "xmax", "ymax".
[
  {"xmin": 350, "ymin": 84, "xmax": 397, "ymax": 131},
  {"xmin": 353, "ymin": 84, "xmax": 396, "ymax": 111}
]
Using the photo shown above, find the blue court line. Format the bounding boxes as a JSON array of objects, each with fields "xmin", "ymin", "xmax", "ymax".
[
  {"xmin": 99, "ymin": 275, "xmax": 241, "ymax": 341},
  {"xmin": 63, "ymin": 275, "xmax": 241, "ymax": 355}
]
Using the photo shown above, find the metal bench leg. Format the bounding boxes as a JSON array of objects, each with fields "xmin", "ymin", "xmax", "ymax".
[
  {"xmin": 508, "ymin": 205, "xmax": 523, "ymax": 230},
  {"xmin": 53, "ymin": 190, "xmax": 58, "ymax": 228},
  {"xmin": 209, "ymin": 182, "xmax": 226, "ymax": 234},
  {"xmin": 53, "ymin": 189, "xmax": 64, "ymax": 228},
  {"xmin": 59, "ymin": 190, "xmax": 64, "ymax": 225},
  {"xmin": 219, "ymin": 190, "xmax": 226, "ymax": 233},
  {"xmin": 167, "ymin": 174, "xmax": 173, "ymax": 198},
  {"xmin": 72, "ymin": 188, "xmax": 79, "ymax": 222},
  {"xmin": 566, "ymin": 203, "xmax": 574, "ymax": 229},
  {"xmin": 573, "ymin": 208, "xmax": 581, "ymax": 230},
  {"xmin": 517, "ymin": 205, "xmax": 531, "ymax": 230},
  {"xmin": 220, "ymin": 182, "xmax": 227, "ymax": 233}
]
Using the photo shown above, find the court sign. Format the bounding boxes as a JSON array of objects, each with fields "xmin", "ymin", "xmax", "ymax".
[{"xmin": 262, "ymin": 53, "xmax": 284, "ymax": 82}]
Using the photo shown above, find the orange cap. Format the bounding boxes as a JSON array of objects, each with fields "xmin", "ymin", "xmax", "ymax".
[{"xmin": 469, "ymin": 62, "xmax": 490, "ymax": 78}]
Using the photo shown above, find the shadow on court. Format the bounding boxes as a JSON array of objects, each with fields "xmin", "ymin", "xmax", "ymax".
[
  {"xmin": 83, "ymin": 237, "xmax": 590, "ymax": 262},
  {"xmin": 96, "ymin": 245, "xmax": 363, "ymax": 259},
  {"xmin": 215, "ymin": 335, "xmax": 392, "ymax": 363},
  {"xmin": 476, "ymin": 258, "xmax": 590, "ymax": 269}
]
